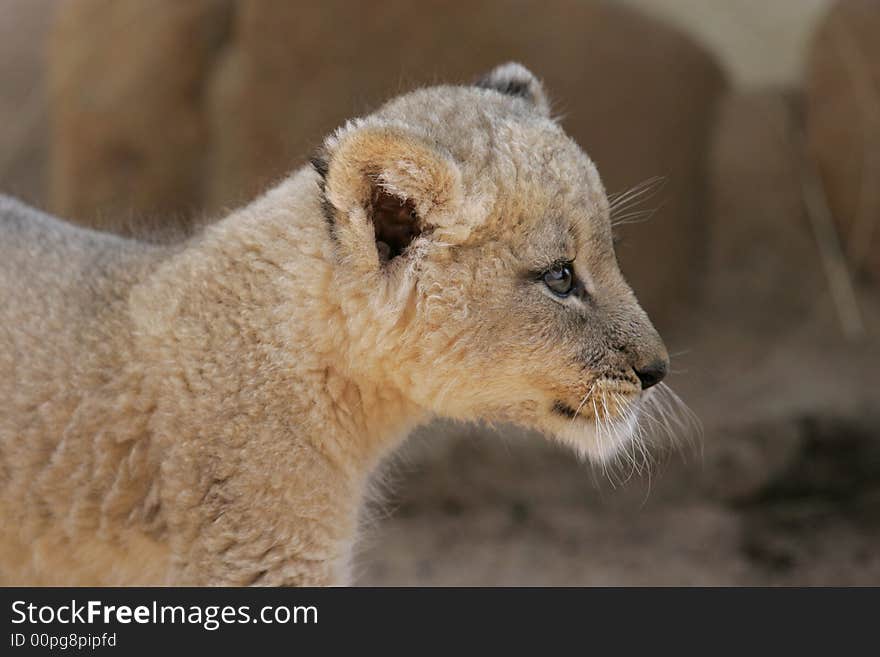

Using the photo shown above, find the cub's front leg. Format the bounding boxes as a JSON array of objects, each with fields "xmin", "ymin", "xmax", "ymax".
[{"xmin": 162, "ymin": 430, "xmax": 361, "ymax": 586}]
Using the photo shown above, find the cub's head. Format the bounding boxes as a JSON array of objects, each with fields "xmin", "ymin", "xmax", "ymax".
[{"xmin": 316, "ymin": 63, "xmax": 675, "ymax": 464}]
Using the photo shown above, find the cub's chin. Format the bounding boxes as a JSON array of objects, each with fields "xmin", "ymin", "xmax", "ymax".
[{"xmin": 544, "ymin": 391, "xmax": 644, "ymax": 464}]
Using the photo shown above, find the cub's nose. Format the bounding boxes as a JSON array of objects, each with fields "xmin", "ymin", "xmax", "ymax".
[{"xmin": 634, "ymin": 359, "xmax": 668, "ymax": 390}]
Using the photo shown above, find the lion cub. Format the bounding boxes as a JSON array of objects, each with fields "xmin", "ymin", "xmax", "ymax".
[{"xmin": 0, "ymin": 64, "xmax": 670, "ymax": 585}]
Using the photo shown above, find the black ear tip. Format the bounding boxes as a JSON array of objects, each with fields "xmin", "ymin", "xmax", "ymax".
[
  {"xmin": 474, "ymin": 62, "xmax": 549, "ymax": 114},
  {"xmin": 310, "ymin": 154, "xmax": 329, "ymax": 179},
  {"xmin": 475, "ymin": 63, "xmax": 533, "ymax": 97},
  {"xmin": 479, "ymin": 76, "xmax": 532, "ymax": 100}
]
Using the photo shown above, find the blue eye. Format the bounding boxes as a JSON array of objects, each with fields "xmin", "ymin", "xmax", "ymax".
[{"xmin": 543, "ymin": 264, "xmax": 574, "ymax": 296}]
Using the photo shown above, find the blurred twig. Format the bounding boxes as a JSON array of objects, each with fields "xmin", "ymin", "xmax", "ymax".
[
  {"xmin": 795, "ymin": 124, "xmax": 866, "ymax": 340},
  {"xmin": 829, "ymin": 15, "xmax": 880, "ymax": 272}
]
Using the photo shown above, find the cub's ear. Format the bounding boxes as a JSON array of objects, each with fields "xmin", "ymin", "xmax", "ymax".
[
  {"xmin": 314, "ymin": 122, "xmax": 464, "ymax": 266},
  {"xmin": 475, "ymin": 62, "xmax": 550, "ymax": 116}
]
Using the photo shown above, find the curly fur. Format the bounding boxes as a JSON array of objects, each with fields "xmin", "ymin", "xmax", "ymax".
[{"xmin": 0, "ymin": 64, "xmax": 668, "ymax": 585}]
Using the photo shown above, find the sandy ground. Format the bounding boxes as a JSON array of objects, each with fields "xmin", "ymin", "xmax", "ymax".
[{"xmin": 2, "ymin": 0, "xmax": 878, "ymax": 586}]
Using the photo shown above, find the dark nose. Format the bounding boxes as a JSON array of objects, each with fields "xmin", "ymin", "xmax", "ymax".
[{"xmin": 634, "ymin": 359, "xmax": 668, "ymax": 390}]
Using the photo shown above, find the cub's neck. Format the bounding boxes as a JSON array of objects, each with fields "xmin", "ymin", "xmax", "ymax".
[{"xmin": 132, "ymin": 166, "xmax": 428, "ymax": 470}]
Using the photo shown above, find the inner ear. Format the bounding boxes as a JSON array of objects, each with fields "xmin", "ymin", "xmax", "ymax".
[{"xmin": 370, "ymin": 183, "xmax": 422, "ymax": 262}]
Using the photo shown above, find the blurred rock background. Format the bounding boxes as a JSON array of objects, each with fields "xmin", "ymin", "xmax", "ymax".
[{"xmin": 1, "ymin": 0, "xmax": 877, "ymax": 585}]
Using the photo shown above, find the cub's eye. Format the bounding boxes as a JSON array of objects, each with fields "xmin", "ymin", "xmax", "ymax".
[{"xmin": 542, "ymin": 264, "xmax": 574, "ymax": 297}]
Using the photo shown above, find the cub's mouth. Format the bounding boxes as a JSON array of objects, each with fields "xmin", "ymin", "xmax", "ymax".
[
  {"xmin": 547, "ymin": 380, "xmax": 700, "ymax": 468},
  {"xmin": 551, "ymin": 377, "xmax": 642, "ymax": 425},
  {"xmin": 552, "ymin": 400, "xmax": 580, "ymax": 419},
  {"xmin": 548, "ymin": 386, "xmax": 645, "ymax": 466}
]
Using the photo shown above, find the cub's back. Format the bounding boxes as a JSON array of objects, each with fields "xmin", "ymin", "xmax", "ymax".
[
  {"xmin": 2, "ymin": 195, "xmax": 156, "ymax": 376},
  {"xmin": 2, "ymin": 193, "xmax": 179, "ymax": 388},
  {"xmin": 0, "ymin": 197, "xmax": 177, "ymax": 584},
  {"xmin": 1, "ymin": 195, "xmax": 153, "ymax": 319}
]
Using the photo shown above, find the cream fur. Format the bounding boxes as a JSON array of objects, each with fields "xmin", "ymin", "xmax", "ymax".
[{"xmin": 0, "ymin": 64, "xmax": 669, "ymax": 585}]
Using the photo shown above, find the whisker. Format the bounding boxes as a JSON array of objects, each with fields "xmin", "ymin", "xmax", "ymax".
[
  {"xmin": 645, "ymin": 383, "xmax": 703, "ymax": 460},
  {"xmin": 610, "ymin": 208, "xmax": 658, "ymax": 228},
  {"xmin": 591, "ymin": 398, "xmax": 613, "ymax": 486},
  {"xmin": 608, "ymin": 176, "xmax": 666, "ymax": 212},
  {"xmin": 569, "ymin": 381, "xmax": 597, "ymax": 426}
]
